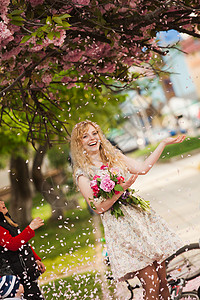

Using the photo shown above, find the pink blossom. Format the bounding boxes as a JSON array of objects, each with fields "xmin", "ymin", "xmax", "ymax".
[
  {"xmin": 61, "ymin": 76, "xmax": 71, "ymax": 83},
  {"xmin": 36, "ymin": 82, "xmax": 45, "ymax": 88},
  {"xmin": 72, "ymin": 0, "xmax": 90, "ymax": 5},
  {"xmin": 0, "ymin": 22, "xmax": 13, "ymax": 49},
  {"xmin": 63, "ymin": 49, "xmax": 82, "ymax": 63},
  {"xmin": 100, "ymin": 164, "xmax": 108, "ymax": 170},
  {"xmin": 90, "ymin": 179, "xmax": 97, "ymax": 188},
  {"xmin": 1, "ymin": 45, "xmax": 22, "ymax": 60},
  {"xmin": 67, "ymin": 82, "xmax": 76, "ymax": 89},
  {"xmin": 46, "ymin": 29, "xmax": 66, "ymax": 47},
  {"xmin": 98, "ymin": 63, "xmax": 115, "ymax": 74},
  {"xmin": 0, "ymin": 0, "xmax": 10, "ymax": 21},
  {"xmin": 100, "ymin": 175, "xmax": 115, "ymax": 192},
  {"xmin": 104, "ymin": 3, "xmax": 115, "ymax": 11},
  {"xmin": 93, "ymin": 187, "xmax": 100, "ymax": 197},
  {"xmin": 117, "ymin": 176, "xmax": 124, "ymax": 184},
  {"xmin": 129, "ymin": 0, "xmax": 137, "ymax": 8},
  {"xmin": 27, "ymin": 0, "xmax": 44, "ymax": 7},
  {"xmin": 42, "ymin": 74, "xmax": 52, "ymax": 84},
  {"xmin": 114, "ymin": 190, "xmax": 121, "ymax": 195}
]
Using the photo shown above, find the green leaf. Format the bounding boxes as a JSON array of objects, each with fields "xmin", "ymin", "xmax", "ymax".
[
  {"xmin": 60, "ymin": 13, "xmax": 71, "ymax": 19},
  {"xmin": 41, "ymin": 25, "xmax": 50, "ymax": 33},
  {"xmin": 11, "ymin": 15, "xmax": 24, "ymax": 21},
  {"xmin": 54, "ymin": 31, "xmax": 60, "ymax": 38},
  {"xmin": 23, "ymin": 77, "xmax": 30, "ymax": 88},
  {"xmin": 36, "ymin": 31, "xmax": 44, "ymax": 38},
  {"xmin": 114, "ymin": 184, "xmax": 124, "ymax": 191},
  {"xmin": 29, "ymin": 42, "xmax": 34, "ymax": 48},
  {"xmin": 46, "ymin": 16, "xmax": 52, "ymax": 25},
  {"xmin": 21, "ymin": 35, "xmax": 32, "ymax": 43},
  {"xmin": 10, "ymin": 20, "xmax": 23, "ymax": 26},
  {"xmin": 47, "ymin": 32, "xmax": 54, "ymax": 40},
  {"xmin": 10, "ymin": 10, "xmax": 23, "ymax": 15},
  {"xmin": 36, "ymin": 39, "xmax": 43, "ymax": 45},
  {"xmin": 53, "ymin": 17, "xmax": 63, "ymax": 25},
  {"xmin": 90, "ymin": 201, "xmax": 96, "ymax": 210},
  {"xmin": 61, "ymin": 21, "xmax": 71, "ymax": 28}
]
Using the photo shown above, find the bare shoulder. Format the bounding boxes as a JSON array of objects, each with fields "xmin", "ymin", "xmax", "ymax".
[
  {"xmin": 77, "ymin": 174, "xmax": 91, "ymax": 190},
  {"xmin": 77, "ymin": 174, "xmax": 93, "ymax": 199},
  {"xmin": 78, "ymin": 174, "xmax": 90, "ymax": 184}
]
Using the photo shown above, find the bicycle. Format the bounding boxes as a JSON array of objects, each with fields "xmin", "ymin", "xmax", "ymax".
[
  {"xmin": 102, "ymin": 242, "xmax": 200, "ymax": 299},
  {"xmin": 166, "ymin": 243, "xmax": 200, "ymax": 281},
  {"xmin": 166, "ymin": 242, "xmax": 200, "ymax": 300},
  {"xmin": 168, "ymin": 277, "xmax": 199, "ymax": 299},
  {"xmin": 124, "ymin": 277, "xmax": 200, "ymax": 300}
]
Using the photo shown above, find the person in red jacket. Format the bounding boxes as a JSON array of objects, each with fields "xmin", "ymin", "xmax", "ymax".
[{"xmin": 0, "ymin": 199, "xmax": 46, "ymax": 299}]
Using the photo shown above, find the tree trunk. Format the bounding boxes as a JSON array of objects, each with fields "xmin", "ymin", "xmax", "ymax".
[
  {"xmin": 32, "ymin": 145, "xmax": 73, "ymax": 221},
  {"xmin": 9, "ymin": 155, "xmax": 32, "ymax": 228}
]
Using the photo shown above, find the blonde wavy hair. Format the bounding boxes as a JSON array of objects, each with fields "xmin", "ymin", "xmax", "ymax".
[{"xmin": 70, "ymin": 121, "xmax": 127, "ymax": 181}]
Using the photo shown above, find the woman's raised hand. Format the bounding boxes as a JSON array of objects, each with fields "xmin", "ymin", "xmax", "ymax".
[
  {"xmin": 162, "ymin": 135, "xmax": 186, "ymax": 146},
  {"xmin": 121, "ymin": 174, "xmax": 138, "ymax": 191},
  {"xmin": 29, "ymin": 217, "xmax": 44, "ymax": 230}
]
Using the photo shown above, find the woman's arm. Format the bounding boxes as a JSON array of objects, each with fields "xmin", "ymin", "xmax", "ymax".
[
  {"xmin": 0, "ymin": 226, "xmax": 35, "ymax": 251},
  {"xmin": 122, "ymin": 135, "xmax": 186, "ymax": 175},
  {"xmin": 0, "ymin": 217, "xmax": 44, "ymax": 252},
  {"xmin": 78, "ymin": 173, "xmax": 138, "ymax": 214}
]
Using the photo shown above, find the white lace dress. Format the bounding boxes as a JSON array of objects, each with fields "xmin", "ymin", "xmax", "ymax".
[{"xmin": 76, "ymin": 166, "xmax": 183, "ymax": 280}]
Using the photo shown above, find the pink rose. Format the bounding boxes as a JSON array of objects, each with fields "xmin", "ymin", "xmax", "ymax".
[
  {"xmin": 100, "ymin": 164, "xmax": 108, "ymax": 170},
  {"xmin": 117, "ymin": 176, "xmax": 124, "ymax": 184},
  {"xmin": 90, "ymin": 183, "xmax": 100, "ymax": 197},
  {"xmin": 100, "ymin": 175, "xmax": 115, "ymax": 192},
  {"xmin": 90, "ymin": 179, "xmax": 98, "ymax": 188},
  {"xmin": 114, "ymin": 190, "xmax": 121, "ymax": 195}
]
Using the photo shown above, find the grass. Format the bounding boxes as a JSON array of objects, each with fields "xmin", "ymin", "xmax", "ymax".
[
  {"xmin": 41, "ymin": 271, "xmax": 103, "ymax": 300},
  {"xmin": 130, "ymin": 136, "xmax": 200, "ymax": 161},
  {"xmin": 31, "ymin": 193, "xmax": 96, "ymax": 279}
]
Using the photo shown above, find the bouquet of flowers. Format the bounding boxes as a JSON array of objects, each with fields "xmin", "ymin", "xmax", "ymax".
[{"xmin": 90, "ymin": 165, "xmax": 150, "ymax": 219}]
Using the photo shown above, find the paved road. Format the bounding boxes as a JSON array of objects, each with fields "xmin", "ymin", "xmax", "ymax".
[{"xmin": 134, "ymin": 152, "xmax": 200, "ymax": 244}]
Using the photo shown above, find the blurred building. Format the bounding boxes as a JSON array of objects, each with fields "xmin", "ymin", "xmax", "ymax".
[
  {"xmin": 110, "ymin": 34, "xmax": 200, "ymax": 152},
  {"xmin": 180, "ymin": 37, "xmax": 200, "ymax": 98}
]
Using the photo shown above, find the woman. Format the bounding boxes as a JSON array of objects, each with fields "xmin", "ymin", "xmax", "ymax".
[
  {"xmin": 71, "ymin": 120, "xmax": 186, "ymax": 300},
  {"xmin": 0, "ymin": 199, "xmax": 46, "ymax": 299}
]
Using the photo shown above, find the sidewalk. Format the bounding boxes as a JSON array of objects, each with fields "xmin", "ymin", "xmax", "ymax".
[{"xmin": 134, "ymin": 152, "xmax": 200, "ymax": 244}]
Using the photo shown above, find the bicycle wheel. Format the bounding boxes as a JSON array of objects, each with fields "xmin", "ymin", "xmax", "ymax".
[
  {"xmin": 166, "ymin": 243, "xmax": 200, "ymax": 280},
  {"xmin": 180, "ymin": 291, "xmax": 199, "ymax": 299}
]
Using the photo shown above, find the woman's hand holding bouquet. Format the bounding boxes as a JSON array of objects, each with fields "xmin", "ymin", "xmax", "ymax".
[{"xmin": 90, "ymin": 165, "xmax": 150, "ymax": 219}]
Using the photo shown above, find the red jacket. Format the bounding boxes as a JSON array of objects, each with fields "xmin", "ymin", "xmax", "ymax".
[{"xmin": 0, "ymin": 225, "xmax": 41, "ymax": 261}]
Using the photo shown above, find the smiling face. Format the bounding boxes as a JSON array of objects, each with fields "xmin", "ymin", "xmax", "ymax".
[
  {"xmin": 81, "ymin": 124, "xmax": 101, "ymax": 155},
  {"xmin": 0, "ymin": 200, "xmax": 8, "ymax": 215}
]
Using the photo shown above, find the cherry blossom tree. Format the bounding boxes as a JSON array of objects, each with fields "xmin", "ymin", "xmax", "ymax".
[{"xmin": 0, "ymin": 0, "xmax": 200, "ymax": 144}]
